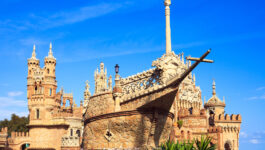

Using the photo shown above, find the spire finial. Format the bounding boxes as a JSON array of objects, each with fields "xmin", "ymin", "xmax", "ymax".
[
  {"xmin": 164, "ymin": 0, "xmax": 172, "ymax": 54},
  {"xmin": 31, "ymin": 44, "xmax": 37, "ymax": 59},
  {"xmin": 212, "ymin": 79, "xmax": 216, "ymax": 96},
  {"xmin": 223, "ymin": 96, "xmax": 225, "ymax": 104},
  {"xmin": 85, "ymin": 80, "xmax": 90, "ymax": 92},
  {"xmin": 193, "ymin": 74, "xmax": 196, "ymax": 83},
  {"xmin": 48, "ymin": 42, "xmax": 54, "ymax": 58}
]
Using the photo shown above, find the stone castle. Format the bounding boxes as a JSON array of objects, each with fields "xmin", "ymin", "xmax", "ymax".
[{"xmin": 0, "ymin": 0, "xmax": 241, "ymax": 150}]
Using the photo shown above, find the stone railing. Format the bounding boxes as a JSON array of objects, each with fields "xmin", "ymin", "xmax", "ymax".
[
  {"xmin": 61, "ymin": 136, "xmax": 80, "ymax": 147},
  {"xmin": 120, "ymin": 68, "xmax": 163, "ymax": 100}
]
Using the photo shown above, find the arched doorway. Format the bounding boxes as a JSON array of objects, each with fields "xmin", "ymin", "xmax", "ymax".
[
  {"xmin": 21, "ymin": 143, "xmax": 30, "ymax": 150},
  {"xmin": 224, "ymin": 141, "xmax": 232, "ymax": 150}
]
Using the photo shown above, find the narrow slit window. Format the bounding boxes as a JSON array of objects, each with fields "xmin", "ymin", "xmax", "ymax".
[
  {"xmin": 36, "ymin": 109, "xmax": 40, "ymax": 119},
  {"xmin": 49, "ymin": 88, "xmax": 52, "ymax": 96}
]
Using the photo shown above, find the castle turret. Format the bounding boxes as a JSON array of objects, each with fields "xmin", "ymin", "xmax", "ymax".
[
  {"xmin": 27, "ymin": 45, "xmax": 40, "ymax": 99},
  {"xmin": 44, "ymin": 43, "xmax": 57, "ymax": 102},
  {"xmin": 204, "ymin": 80, "xmax": 226, "ymax": 119},
  {"xmin": 83, "ymin": 80, "xmax": 91, "ymax": 109}
]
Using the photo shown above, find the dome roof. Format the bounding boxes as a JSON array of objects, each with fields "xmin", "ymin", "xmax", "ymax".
[{"xmin": 204, "ymin": 80, "xmax": 225, "ymax": 107}]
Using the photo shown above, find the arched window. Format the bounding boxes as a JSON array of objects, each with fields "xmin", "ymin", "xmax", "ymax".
[
  {"xmin": 70, "ymin": 129, "xmax": 73, "ymax": 136},
  {"xmin": 76, "ymin": 130, "xmax": 81, "ymax": 137},
  {"xmin": 189, "ymin": 107, "xmax": 193, "ymax": 115},
  {"xmin": 29, "ymin": 70, "xmax": 31, "ymax": 75},
  {"xmin": 187, "ymin": 131, "xmax": 191, "ymax": 140},
  {"xmin": 35, "ymin": 86, "xmax": 38, "ymax": 94},
  {"xmin": 47, "ymin": 69, "xmax": 50, "ymax": 74},
  {"xmin": 181, "ymin": 130, "xmax": 184, "ymax": 139},
  {"xmin": 49, "ymin": 88, "xmax": 52, "ymax": 96},
  {"xmin": 224, "ymin": 141, "xmax": 232, "ymax": 150},
  {"xmin": 36, "ymin": 109, "xmax": 40, "ymax": 119}
]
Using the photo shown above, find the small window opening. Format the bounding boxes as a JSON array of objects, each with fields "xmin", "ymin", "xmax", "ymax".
[
  {"xmin": 35, "ymin": 86, "xmax": 38, "ymax": 94},
  {"xmin": 49, "ymin": 88, "xmax": 52, "ymax": 96},
  {"xmin": 76, "ymin": 130, "xmax": 80, "ymax": 137},
  {"xmin": 36, "ymin": 109, "xmax": 40, "ymax": 119},
  {"xmin": 70, "ymin": 129, "xmax": 73, "ymax": 136}
]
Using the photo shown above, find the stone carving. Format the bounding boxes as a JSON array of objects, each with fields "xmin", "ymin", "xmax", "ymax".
[
  {"xmin": 61, "ymin": 136, "xmax": 79, "ymax": 147},
  {"xmin": 120, "ymin": 68, "xmax": 162, "ymax": 96},
  {"xmin": 94, "ymin": 62, "xmax": 112, "ymax": 94}
]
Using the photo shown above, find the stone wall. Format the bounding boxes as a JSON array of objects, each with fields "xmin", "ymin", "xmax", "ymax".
[
  {"xmin": 83, "ymin": 109, "xmax": 173, "ymax": 149},
  {"xmin": 28, "ymin": 126, "xmax": 67, "ymax": 150},
  {"xmin": 85, "ymin": 92, "xmax": 114, "ymax": 118}
]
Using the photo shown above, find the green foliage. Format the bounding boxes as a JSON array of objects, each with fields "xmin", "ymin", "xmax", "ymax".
[
  {"xmin": 160, "ymin": 140, "xmax": 194, "ymax": 150},
  {"xmin": 195, "ymin": 136, "xmax": 216, "ymax": 150},
  {"xmin": 0, "ymin": 114, "xmax": 29, "ymax": 136},
  {"xmin": 177, "ymin": 120, "xmax": 183, "ymax": 129},
  {"xmin": 160, "ymin": 136, "xmax": 216, "ymax": 150}
]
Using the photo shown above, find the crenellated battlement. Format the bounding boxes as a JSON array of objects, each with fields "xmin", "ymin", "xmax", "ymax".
[
  {"xmin": 208, "ymin": 126, "xmax": 223, "ymax": 133},
  {"xmin": 178, "ymin": 108, "xmax": 207, "ymax": 118},
  {"xmin": 0, "ymin": 127, "xmax": 8, "ymax": 134},
  {"xmin": 10, "ymin": 131, "xmax": 29, "ymax": 138},
  {"xmin": 214, "ymin": 114, "xmax": 242, "ymax": 122}
]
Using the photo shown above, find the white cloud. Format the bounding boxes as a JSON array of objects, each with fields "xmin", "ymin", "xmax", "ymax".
[
  {"xmin": 256, "ymin": 87, "xmax": 265, "ymax": 91},
  {"xmin": 249, "ymin": 139, "xmax": 259, "ymax": 144},
  {"xmin": 248, "ymin": 95, "xmax": 265, "ymax": 100},
  {"xmin": 0, "ymin": 97, "xmax": 27, "ymax": 107},
  {"xmin": 240, "ymin": 132, "xmax": 248, "ymax": 138},
  {"xmin": 0, "ymin": 2, "xmax": 128, "ymax": 31},
  {"xmin": 7, "ymin": 91, "xmax": 23, "ymax": 97}
]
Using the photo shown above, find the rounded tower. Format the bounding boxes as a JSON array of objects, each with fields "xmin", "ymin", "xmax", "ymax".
[{"xmin": 43, "ymin": 43, "xmax": 58, "ymax": 106}]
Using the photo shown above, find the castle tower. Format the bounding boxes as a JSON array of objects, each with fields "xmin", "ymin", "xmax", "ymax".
[
  {"xmin": 94, "ymin": 62, "xmax": 112, "ymax": 94},
  {"xmin": 27, "ymin": 43, "xmax": 60, "ymax": 126}
]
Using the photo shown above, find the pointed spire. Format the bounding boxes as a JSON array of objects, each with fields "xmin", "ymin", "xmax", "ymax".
[
  {"xmin": 85, "ymin": 80, "xmax": 90, "ymax": 92},
  {"xmin": 31, "ymin": 44, "xmax": 37, "ymax": 59},
  {"xmin": 212, "ymin": 79, "xmax": 216, "ymax": 96},
  {"xmin": 193, "ymin": 74, "xmax": 196, "ymax": 83},
  {"xmin": 84, "ymin": 80, "xmax": 91, "ymax": 98},
  {"xmin": 223, "ymin": 96, "xmax": 225, "ymax": 104},
  {"xmin": 48, "ymin": 42, "xmax": 54, "ymax": 58}
]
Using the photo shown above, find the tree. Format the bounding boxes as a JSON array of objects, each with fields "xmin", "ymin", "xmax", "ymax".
[{"xmin": 0, "ymin": 114, "xmax": 29, "ymax": 136}]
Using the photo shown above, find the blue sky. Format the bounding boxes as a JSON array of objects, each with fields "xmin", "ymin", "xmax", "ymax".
[{"xmin": 0, "ymin": 0, "xmax": 265, "ymax": 149}]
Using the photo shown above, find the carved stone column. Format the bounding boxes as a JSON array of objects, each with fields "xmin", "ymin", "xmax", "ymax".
[{"xmin": 113, "ymin": 74, "xmax": 122, "ymax": 112}]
